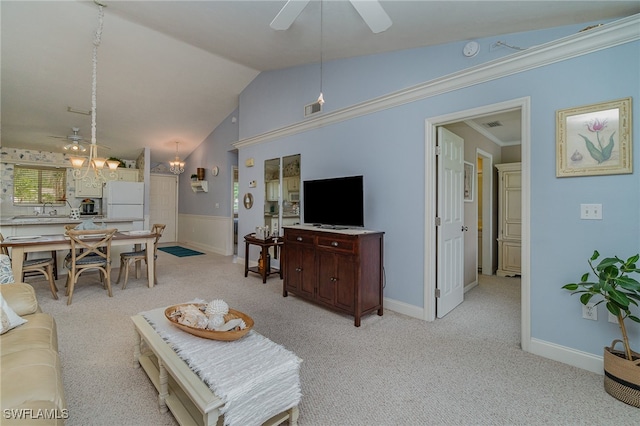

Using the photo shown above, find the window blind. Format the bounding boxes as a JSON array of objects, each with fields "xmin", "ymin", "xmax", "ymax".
[{"xmin": 13, "ymin": 166, "xmax": 66, "ymax": 205}]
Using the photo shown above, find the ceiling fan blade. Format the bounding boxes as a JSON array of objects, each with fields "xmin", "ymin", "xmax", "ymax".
[
  {"xmin": 270, "ymin": 0, "xmax": 311, "ymax": 30},
  {"xmin": 350, "ymin": 0, "xmax": 392, "ymax": 34}
]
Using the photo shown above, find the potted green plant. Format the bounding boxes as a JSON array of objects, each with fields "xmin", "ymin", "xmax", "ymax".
[
  {"xmin": 106, "ymin": 157, "xmax": 125, "ymax": 167},
  {"xmin": 190, "ymin": 174, "xmax": 198, "ymax": 181},
  {"xmin": 562, "ymin": 250, "xmax": 640, "ymax": 407}
]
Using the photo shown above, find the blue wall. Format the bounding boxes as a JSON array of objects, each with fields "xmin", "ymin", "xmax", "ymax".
[
  {"xmin": 195, "ymin": 19, "xmax": 640, "ymax": 359},
  {"xmin": 180, "ymin": 108, "xmax": 239, "ymax": 215}
]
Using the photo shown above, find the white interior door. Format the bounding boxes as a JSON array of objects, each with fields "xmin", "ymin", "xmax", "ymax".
[
  {"xmin": 149, "ymin": 174, "xmax": 178, "ymax": 243},
  {"xmin": 437, "ymin": 127, "xmax": 465, "ymax": 317}
]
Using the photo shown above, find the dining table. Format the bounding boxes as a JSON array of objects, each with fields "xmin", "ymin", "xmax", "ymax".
[{"xmin": 0, "ymin": 231, "xmax": 158, "ymax": 288}]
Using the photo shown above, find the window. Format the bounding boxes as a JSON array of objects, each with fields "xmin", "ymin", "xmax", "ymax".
[{"xmin": 13, "ymin": 165, "xmax": 66, "ymax": 205}]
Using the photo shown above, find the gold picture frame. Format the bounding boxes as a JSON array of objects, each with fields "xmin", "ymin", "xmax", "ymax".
[{"xmin": 556, "ymin": 97, "xmax": 632, "ymax": 177}]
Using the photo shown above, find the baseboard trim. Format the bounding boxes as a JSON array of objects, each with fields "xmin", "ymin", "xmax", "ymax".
[
  {"xmin": 384, "ymin": 297, "xmax": 425, "ymax": 320},
  {"xmin": 529, "ymin": 338, "xmax": 603, "ymax": 375}
]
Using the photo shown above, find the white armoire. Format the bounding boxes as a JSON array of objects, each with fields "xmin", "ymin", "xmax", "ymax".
[{"xmin": 496, "ymin": 162, "xmax": 521, "ymax": 277}]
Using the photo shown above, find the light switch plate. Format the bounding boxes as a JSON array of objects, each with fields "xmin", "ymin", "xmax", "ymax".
[{"xmin": 580, "ymin": 204, "xmax": 602, "ymax": 220}]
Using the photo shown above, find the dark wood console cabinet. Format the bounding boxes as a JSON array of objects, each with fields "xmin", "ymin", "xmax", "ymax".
[{"xmin": 282, "ymin": 226, "xmax": 384, "ymax": 326}]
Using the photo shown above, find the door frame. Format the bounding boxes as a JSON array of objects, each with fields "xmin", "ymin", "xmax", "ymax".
[
  {"xmin": 476, "ymin": 148, "xmax": 494, "ymax": 276},
  {"xmin": 424, "ymin": 96, "xmax": 531, "ymax": 352}
]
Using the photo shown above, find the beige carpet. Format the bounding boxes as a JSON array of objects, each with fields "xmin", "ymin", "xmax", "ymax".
[{"xmin": 27, "ymin": 248, "xmax": 638, "ymax": 426}]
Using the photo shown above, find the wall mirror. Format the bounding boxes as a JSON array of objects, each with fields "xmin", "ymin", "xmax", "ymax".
[
  {"xmin": 264, "ymin": 154, "xmax": 300, "ymax": 236},
  {"xmin": 243, "ymin": 193, "xmax": 253, "ymax": 209}
]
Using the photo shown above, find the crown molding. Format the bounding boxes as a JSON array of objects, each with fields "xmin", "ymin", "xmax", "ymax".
[{"xmin": 234, "ymin": 14, "xmax": 640, "ymax": 149}]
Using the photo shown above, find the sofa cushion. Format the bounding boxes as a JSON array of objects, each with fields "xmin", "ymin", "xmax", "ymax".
[
  {"xmin": 0, "ymin": 313, "xmax": 58, "ymax": 355},
  {"xmin": 0, "ymin": 283, "xmax": 39, "ymax": 316},
  {"xmin": 0, "ymin": 348, "xmax": 66, "ymax": 423},
  {"xmin": 1, "ymin": 293, "xmax": 26, "ymax": 334}
]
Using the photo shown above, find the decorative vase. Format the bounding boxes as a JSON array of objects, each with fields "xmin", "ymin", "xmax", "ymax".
[
  {"xmin": 196, "ymin": 168, "xmax": 205, "ymax": 181},
  {"xmin": 603, "ymin": 340, "xmax": 640, "ymax": 407}
]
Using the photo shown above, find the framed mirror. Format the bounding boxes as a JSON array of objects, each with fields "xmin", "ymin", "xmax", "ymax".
[
  {"xmin": 264, "ymin": 154, "xmax": 300, "ymax": 237},
  {"xmin": 243, "ymin": 193, "xmax": 253, "ymax": 209}
]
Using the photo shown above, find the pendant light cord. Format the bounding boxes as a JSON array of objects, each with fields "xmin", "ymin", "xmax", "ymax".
[
  {"xmin": 91, "ymin": 5, "xmax": 104, "ymax": 147},
  {"xmin": 320, "ymin": 0, "xmax": 323, "ymax": 95}
]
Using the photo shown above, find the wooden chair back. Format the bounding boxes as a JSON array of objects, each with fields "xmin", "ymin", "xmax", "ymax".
[
  {"xmin": 150, "ymin": 224, "xmax": 167, "ymax": 256},
  {"xmin": 67, "ymin": 228, "xmax": 117, "ymax": 265}
]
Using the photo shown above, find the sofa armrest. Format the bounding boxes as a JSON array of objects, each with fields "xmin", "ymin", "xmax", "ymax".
[{"xmin": 0, "ymin": 283, "xmax": 39, "ymax": 316}]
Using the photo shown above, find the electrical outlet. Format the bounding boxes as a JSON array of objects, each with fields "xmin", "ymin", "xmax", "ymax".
[
  {"xmin": 582, "ymin": 303, "xmax": 597, "ymax": 320},
  {"xmin": 608, "ymin": 312, "xmax": 618, "ymax": 324}
]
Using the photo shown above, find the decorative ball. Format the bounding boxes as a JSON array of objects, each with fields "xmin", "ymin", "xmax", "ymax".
[{"xmin": 205, "ymin": 299, "xmax": 229, "ymax": 317}]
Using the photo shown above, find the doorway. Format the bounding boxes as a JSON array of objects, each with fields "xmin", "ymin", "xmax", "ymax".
[
  {"xmin": 232, "ymin": 166, "xmax": 239, "ymax": 256},
  {"xmin": 425, "ymin": 97, "xmax": 531, "ymax": 351}
]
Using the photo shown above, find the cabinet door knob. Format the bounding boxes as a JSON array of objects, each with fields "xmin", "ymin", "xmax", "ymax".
[
  {"xmin": 295, "ymin": 267, "xmax": 302, "ymax": 272},
  {"xmin": 331, "ymin": 241, "xmax": 339, "ymax": 247},
  {"xmin": 296, "ymin": 236, "xmax": 303, "ymax": 241},
  {"xmin": 330, "ymin": 277, "xmax": 337, "ymax": 282}
]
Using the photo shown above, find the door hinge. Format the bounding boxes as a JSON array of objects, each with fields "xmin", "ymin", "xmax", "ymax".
[
  {"xmin": 435, "ymin": 288, "xmax": 441, "ymax": 298},
  {"xmin": 435, "ymin": 146, "xmax": 441, "ymax": 156},
  {"xmin": 435, "ymin": 217, "xmax": 442, "ymax": 226}
]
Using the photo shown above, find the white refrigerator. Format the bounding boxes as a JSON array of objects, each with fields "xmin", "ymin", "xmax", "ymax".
[{"xmin": 103, "ymin": 181, "xmax": 144, "ymax": 219}]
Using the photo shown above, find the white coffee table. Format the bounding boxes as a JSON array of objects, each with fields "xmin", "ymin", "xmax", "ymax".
[{"xmin": 131, "ymin": 312, "xmax": 299, "ymax": 426}]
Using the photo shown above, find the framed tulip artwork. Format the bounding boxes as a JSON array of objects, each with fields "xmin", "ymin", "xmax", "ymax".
[{"xmin": 556, "ymin": 97, "xmax": 632, "ymax": 177}]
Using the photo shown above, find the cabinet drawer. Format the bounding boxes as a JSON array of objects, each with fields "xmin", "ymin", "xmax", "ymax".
[
  {"xmin": 285, "ymin": 231, "xmax": 314, "ymax": 246},
  {"xmin": 317, "ymin": 236, "xmax": 355, "ymax": 253}
]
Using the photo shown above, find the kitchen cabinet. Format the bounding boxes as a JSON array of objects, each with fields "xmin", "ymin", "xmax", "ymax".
[
  {"xmin": 496, "ymin": 162, "xmax": 521, "ymax": 276},
  {"xmin": 75, "ymin": 179, "xmax": 103, "ymax": 198},
  {"xmin": 75, "ymin": 168, "xmax": 139, "ymax": 198},
  {"xmin": 285, "ymin": 176, "xmax": 299, "ymax": 191},
  {"xmin": 283, "ymin": 226, "xmax": 384, "ymax": 326},
  {"xmin": 106, "ymin": 168, "xmax": 139, "ymax": 182},
  {"xmin": 116, "ymin": 168, "xmax": 139, "ymax": 182},
  {"xmin": 266, "ymin": 180, "xmax": 280, "ymax": 202}
]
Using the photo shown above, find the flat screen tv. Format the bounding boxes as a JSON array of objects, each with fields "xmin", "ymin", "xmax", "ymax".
[{"xmin": 303, "ymin": 175, "xmax": 364, "ymax": 228}]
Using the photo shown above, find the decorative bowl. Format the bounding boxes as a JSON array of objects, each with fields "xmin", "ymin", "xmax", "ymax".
[{"xmin": 164, "ymin": 304, "xmax": 254, "ymax": 341}]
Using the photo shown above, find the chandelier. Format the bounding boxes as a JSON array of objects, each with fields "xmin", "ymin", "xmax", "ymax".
[
  {"xmin": 68, "ymin": 1, "xmax": 118, "ymax": 186},
  {"xmin": 169, "ymin": 141, "xmax": 185, "ymax": 175}
]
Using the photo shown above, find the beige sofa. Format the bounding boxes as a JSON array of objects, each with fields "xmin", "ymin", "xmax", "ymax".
[{"xmin": 0, "ymin": 283, "xmax": 67, "ymax": 425}]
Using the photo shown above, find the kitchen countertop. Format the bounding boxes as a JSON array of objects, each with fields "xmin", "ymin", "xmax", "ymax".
[{"xmin": 0, "ymin": 217, "xmax": 143, "ymax": 226}]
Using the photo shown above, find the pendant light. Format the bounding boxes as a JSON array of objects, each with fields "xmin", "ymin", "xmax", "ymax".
[
  {"xmin": 69, "ymin": 1, "xmax": 117, "ymax": 184},
  {"xmin": 169, "ymin": 141, "xmax": 185, "ymax": 175}
]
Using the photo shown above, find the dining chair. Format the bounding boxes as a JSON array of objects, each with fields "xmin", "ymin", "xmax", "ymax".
[
  {"xmin": 0, "ymin": 233, "xmax": 59, "ymax": 299},
  {"xmin": 116, "ymin": 224, "xmax": 166, "ymax": 289},
  {"xmin": 64, "ymin": 228, "xmax": 117, "ymax": 305}
]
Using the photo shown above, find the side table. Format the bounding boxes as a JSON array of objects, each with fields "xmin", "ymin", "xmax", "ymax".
[{"xmin": 244, "ymin": 233, "xmax": 284, "ymax": 283}]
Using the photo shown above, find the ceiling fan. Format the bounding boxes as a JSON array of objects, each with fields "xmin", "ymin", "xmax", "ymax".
[
  {"xmin": 270, "ymin": 0, "xmax": 392, "ymax": 34},
  {"xmin": 50, "ymin": 127, "xmax": 110, "ymax": 152}
]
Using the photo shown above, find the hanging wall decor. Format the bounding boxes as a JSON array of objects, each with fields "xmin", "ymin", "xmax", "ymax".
[{"xmin": 556, "ymin": 97, "xmax": 632, "ymax": 177}]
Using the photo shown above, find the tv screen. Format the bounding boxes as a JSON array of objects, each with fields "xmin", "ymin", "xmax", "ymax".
[{"xmin": 303, "ymin": 175, "xmax": 364, "ymax": 228}]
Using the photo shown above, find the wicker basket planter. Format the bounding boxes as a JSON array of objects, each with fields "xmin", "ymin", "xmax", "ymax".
[{"xmin": 603, "ymin": 340, "xmax": 640, "ymax": 408}]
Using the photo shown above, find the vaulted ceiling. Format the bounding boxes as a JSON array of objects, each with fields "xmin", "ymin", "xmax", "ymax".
[{"xmin": 2, "ymin": 1, "xmax": 638, "ymax": 163}]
